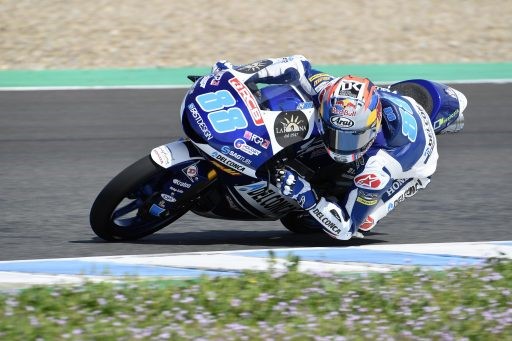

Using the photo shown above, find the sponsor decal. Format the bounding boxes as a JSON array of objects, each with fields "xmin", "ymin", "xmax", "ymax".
[
  {"xmin": 355, "ymin": 173, "xmax": 382, "ymax": 189},
  {"xmin": 359, "ymin": 216, "xmax": 375, "ymax": 231},
  {"xmin": 237, "ymin": 184, "xmax": 296, "ymax": 216},
  {"xmin": 383, "ymin": 106, "xmax": 396, "ymax": 122},
  {"xmin": 199, "ymin": 76, "xmax": 210, "ymax": 88},
  {"xmin": 330, "ymin": 209, "xmax": 342, "ymax": 222},
  {"xmin": 433, "ymin": 109, "xmax": 459, "ymax": 130},
  {"xmin": 418, "ymin": 107, "xmax": 436, "ymax": 161},
  {"xmin": 309, "ymin": 73, "xmax": 332, "ymax": 89},
  {"xmin": 332, "ymin": 98, "xmax": 357, "ymax": 117},
  {"xmin": 297, "ymin": 195, "xmax": 306, "ymax": 207},
  {"xmin": 330, "ymin": 115, "xmax": 354, "ymax": 128},
  {"xmin": 358, "ymin": 190, "xmax": 378, "ymax": 201},
  {"xmin": 229, "ymin": 77, "xmax": 264, "ymax": 126},
  {"xmin": 336, "ymin": 98, "xmax": 356, "ymax": 109},
  {"xmin": 386, "ymin": 178, "xmax": 408, "ymax": 196},
  {"xmin": 445, "ymin": 87, "xmax": 458, "ymax": 99},
  {"xmin": 172, "ymin": 179, "xmax": 191, "ymax": 188},
  {"xmin": 338, "ymin": 80, "xmax": 364, "ymax": 97},
  {"xmin": 404, "ymin": 179, "xmax": 423, "ymax": 198},
  {"xmin": 317, "ymin": 79, "xmax": 337, "ymax": 94},
  {"xmin": 151, "ymin": 146, "xmax": 173, "ymax": 168},
  {"xmin": 235, "ymin": 59, "xmax": 273, "ymax": 73},
  {"xmin": 169, "ymin": 186, "xmax": 184, "ymax": 194},
  {"xmin": 188, "ymin": 103, "xmax": 213, "ymax": 141},
  {"xmin": 388, "ymin": 194, "xmax": 406, "ymax": 212},
  {"xmin": 211, "ymin": 151, "xmax": 247, "ymax": 173},
  {"xmin": 356, "ymin": 197, "xmax": 378, "ymax": 206},
  {"xmin": 274, "ymin": 110, "xmax": 309, "ymax": 147},
  {"xmin": 182, "ymin": 162, "xmax": 199, "ymax": 182},
  {"xmin": 210, "ymin": 160, "xmax": 241, "ymax": 175},
  {"xmin": 234, "ymin": 138, "xmax": 261, "ymax": 156},
  {"xmin": 161, "ymin": 193, "xmax": 177, "ymax": 203},
  {"xmin": 312, "ymin": 208, "xmax": 341, "ymax": 235},
  {"xmin": 313, "ymin": 76, "xmax": 332, "ymax": 87},
  {"xmin": 386, "ymin": 179, "xmax": 423, "ymax": 212},
  {"xmin": 243, "ymin": 130, "xmax": 270, "ymax": 149},
  {"xmin": 278, "ymin": 57, "xmax": 294, "ymax": 63},
  {"xmin": 296, "ymin": 101, "xmax": 314, "ymax": 110},
  {"xmin": 210, "ymin": 70, "xmax": 226, "ymax": 86},
  {"xmin": 308, "ymin": 73, "xmax": 329, "ymax": 82},
  {"xmin": 220, "ymin": 146, "xmax": 252, "ymax": 165}
]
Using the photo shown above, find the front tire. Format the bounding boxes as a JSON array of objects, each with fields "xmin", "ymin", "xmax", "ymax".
[{"xmin": 90, "ymin": 156, "xmax": 189, "ymax": 241}]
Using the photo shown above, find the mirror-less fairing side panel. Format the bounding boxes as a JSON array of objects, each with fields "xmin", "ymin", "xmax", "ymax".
[{"xmin": 150, "ymin": 139, "xmax": 205, "ymax": 169}]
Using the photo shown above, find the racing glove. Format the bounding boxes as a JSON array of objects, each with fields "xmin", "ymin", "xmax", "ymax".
[
  {"xmin": 277, "ymin": 167, "xmax": 356, "ymax": 240},
  {"xmin": 276, "ymin": 168, "xmax": 318, "ymax": 210}
]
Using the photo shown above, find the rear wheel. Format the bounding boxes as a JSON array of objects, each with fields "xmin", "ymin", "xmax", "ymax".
[
  {"xmin": 90, "ymin": 156, "xmax": 190, "ymax": 241},
  {"xmin": 389, "ymin": 82, "xmax": 434, "ymax": 116},
  {"xmin": 280, "ymin": 212, "xmax": 323, "ymax": 234}
]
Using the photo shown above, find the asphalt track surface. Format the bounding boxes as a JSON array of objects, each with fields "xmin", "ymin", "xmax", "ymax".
[{"xmin": 1, "ymin": 84, "xmax": 511, "ymax": 261}]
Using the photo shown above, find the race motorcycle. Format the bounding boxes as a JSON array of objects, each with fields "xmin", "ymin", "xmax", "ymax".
[{"xmin": 90, "ymin": 65, "xmax": 467, "ymax": 241}]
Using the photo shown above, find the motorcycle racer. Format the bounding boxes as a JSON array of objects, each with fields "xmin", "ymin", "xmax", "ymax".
[{"xmin": 211, "ymin": 56, "xmax": 467, "ymax": 240}]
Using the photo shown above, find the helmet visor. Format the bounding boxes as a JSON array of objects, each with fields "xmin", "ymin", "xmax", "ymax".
[{"xmin": 322, "ymin": 123, "xmax": 377, "ymax": 155}]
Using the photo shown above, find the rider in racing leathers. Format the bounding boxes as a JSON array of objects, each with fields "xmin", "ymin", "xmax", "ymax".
[{"xmin": 212, "ymin": 55, "xmax": 466, "ymax": 240}]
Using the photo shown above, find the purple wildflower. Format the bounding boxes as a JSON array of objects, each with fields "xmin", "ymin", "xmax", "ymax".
[
  {"xmin": 256, "ymin": 292, "xmax": 272, "ymax": 302},
  {"xmin": 230, "ymin": 298, "xmax": 241, "ymax": 307}
]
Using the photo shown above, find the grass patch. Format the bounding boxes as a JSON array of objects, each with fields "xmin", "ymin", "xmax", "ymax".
[{"xmin": 0, "ymin": 258, "xmax": 511, "ymax": 340}]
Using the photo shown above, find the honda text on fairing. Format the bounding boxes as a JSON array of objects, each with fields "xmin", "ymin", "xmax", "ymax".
[{"xmin": 90, "ymin": 60, "xmax": 467, "ymax": 241}]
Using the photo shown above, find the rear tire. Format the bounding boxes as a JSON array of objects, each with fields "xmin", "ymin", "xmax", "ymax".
[
  {"xmin": 90, "ymin": 156, "xmax": 189, "ymax": 241},
  {"xmin": 280, "ymin": 212, "xmax": 323, "ymax": 234}
]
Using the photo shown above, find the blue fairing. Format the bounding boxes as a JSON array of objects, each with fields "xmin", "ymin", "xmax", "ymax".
[
  {"xmin": 182, "ymin": 71, "xmax": 321, "ymax": 177},
  {"xmin": 390, "ymin": 79, "xmax": 461, "ymax": 134},
  {"xmin": 182, "ymin": 71, "xmax": 275, "ymax": 172},
  {"xmin": 259, "ymin": 84, "xmax": 310, "ymax": 111}
]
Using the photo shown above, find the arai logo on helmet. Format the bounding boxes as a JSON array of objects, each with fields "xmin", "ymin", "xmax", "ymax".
[{"xmin": 330, "ymin": 116, "xmax": 354, "ymax": 128}]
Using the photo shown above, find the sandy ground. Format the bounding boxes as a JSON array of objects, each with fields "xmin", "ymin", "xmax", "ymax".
[{"xmin": 0, "ymin": 0, "xmax": 511, "ymax": 70}]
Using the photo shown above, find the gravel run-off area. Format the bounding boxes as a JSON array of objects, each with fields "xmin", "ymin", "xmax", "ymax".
[{"xmin": 1, "ymin": 0, "xmax": 511, "ymax": 70}]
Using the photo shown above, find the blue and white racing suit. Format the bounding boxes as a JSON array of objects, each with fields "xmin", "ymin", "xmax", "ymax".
[{"xmin": 215, "ymin": 55, "xmax": 438, "ymax": 240}]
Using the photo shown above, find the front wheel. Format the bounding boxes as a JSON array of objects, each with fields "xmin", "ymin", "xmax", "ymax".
[{"xmin": 90, "ymin": 156, "xmax": 190, "ymax": 241}]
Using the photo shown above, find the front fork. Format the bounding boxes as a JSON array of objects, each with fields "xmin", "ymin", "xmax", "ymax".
[{"xmin": 147, "ymin": 139, "xmax": 217, "ymax": 217}]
